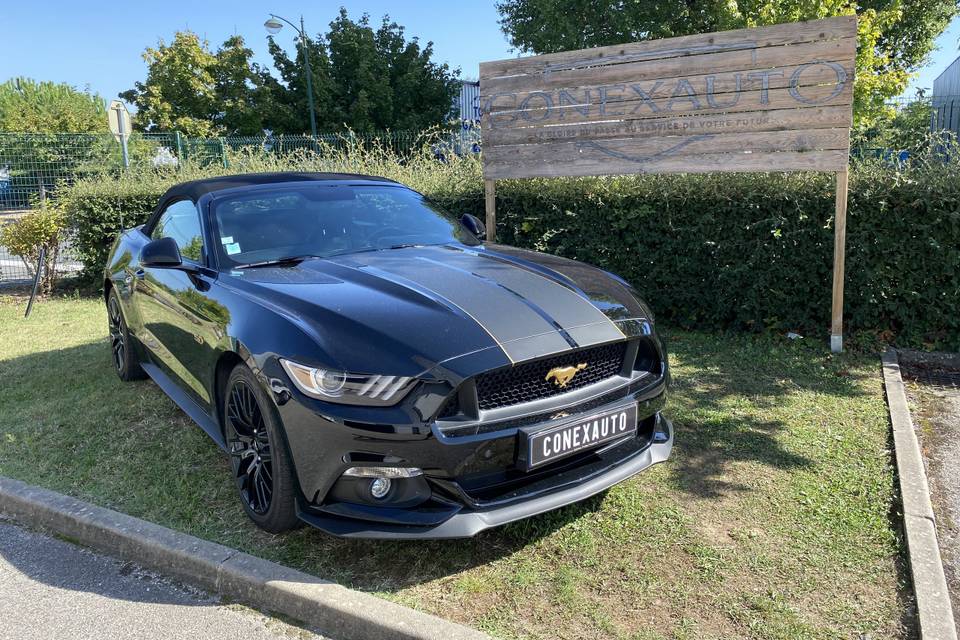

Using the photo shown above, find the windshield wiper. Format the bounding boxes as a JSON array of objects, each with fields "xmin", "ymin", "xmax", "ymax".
[
  {"xmin": 241, "ymin": 244, "xmax": 438, "ymax": 267},
  {"xmin": 236, "ymin": 255, "xmax": 320, "ymax": 269},
  {"xmin": 321, "ymin": 244, "xmax": 426, "ymax": 259}
]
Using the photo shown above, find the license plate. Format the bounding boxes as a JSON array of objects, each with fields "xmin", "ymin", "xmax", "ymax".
[{"xmin": 524, "ymin": 404, "xmax": 638, "ymax": 469}]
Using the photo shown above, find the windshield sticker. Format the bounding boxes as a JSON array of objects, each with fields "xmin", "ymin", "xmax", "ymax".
[
  {"xmin": 220, "ymin": 236, "xmax": 234, "ymax": 244},
  {"xmin": 225, "ymin": 242, "xmax": 241, "ymax": 255}
]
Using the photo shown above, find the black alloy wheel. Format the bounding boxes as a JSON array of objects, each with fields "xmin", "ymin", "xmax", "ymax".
[
  {"xmin": 223, "ymin": 364, "xmax": 300, "ymax": 532},
  {"xmin": 227, "ymin": 380, "xmax": 274, "ymax": 514},
  {"xmin": 107, "ymin": 295, "xmax": 125, "ymax": 371},
  {"xmin": 107, "ymin": 289, "xmax": 145, "ymax": 381}
]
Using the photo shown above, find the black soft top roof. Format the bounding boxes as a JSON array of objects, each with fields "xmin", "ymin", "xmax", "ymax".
[{"xmin": 160, "ymin": 172, "xmax": 398, "ymax": 202}]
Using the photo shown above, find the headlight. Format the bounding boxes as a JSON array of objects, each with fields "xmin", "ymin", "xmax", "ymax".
[{"xmin": 280, "ymin": 359, "xmax": 416, "ymax": 405}]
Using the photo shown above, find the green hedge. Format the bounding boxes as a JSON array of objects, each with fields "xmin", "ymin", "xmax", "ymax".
[
  {"xmin": 488, "ymin": 167, "xmax": 960, "ymax": 350},
  {"xmin": 58, "ymin": 146, "xmax": 960, "ymax": 349}
]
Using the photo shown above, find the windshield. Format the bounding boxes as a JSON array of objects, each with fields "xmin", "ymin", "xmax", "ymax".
[{"xmin": 210, "ymin": 183, "xmax": 479, "ymax": 267}]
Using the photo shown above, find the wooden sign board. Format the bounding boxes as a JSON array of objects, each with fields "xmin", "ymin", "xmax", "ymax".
[{"xmin": 478, "ymin": 16, "xmax": 857, "ymax": 351}]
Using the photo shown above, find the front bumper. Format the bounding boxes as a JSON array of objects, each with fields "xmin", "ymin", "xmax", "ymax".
[
  {"xmin": 266, "ymin": 338, "xmax": 672, "ymax": 539},
  {"xmin": 296, "ymin": 414, "xmax": 672, "ymax": 538}
]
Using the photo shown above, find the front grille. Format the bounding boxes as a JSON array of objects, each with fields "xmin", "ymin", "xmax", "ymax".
[{"xmin": 475, "ymin": 341, "xmax": 628, "ymax": 411}]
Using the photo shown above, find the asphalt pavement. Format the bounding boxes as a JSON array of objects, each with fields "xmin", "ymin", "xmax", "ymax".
[
  {"xmin": 904, "ymin": 368, "xmax": 960, "ymax": 627},
  {"xmin": 0, "ymin": 517, "xmax": 327, "ymax": 640}
]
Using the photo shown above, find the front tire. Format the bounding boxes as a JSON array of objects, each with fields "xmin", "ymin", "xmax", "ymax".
[
  {"xmin": 223, "ymin": 363, "xmax": 300, "ymax": 533},
  {"xmin": 107, "ymin": 289, "xmax": 146, "ymax": 381}
]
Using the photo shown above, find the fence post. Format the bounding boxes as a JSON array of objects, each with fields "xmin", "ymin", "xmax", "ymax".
[
  {"xmin": 221, "ymin": 138, "xmax": 228, "ymax": 169},
  {"xmin": 174, "ymin": 131, "xmax": 184, "ymax": 163}
]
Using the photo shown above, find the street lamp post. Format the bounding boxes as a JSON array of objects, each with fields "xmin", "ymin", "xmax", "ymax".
[{"xmin": 264, "ymin": 14, "xmax": 318, "ymax": 138}]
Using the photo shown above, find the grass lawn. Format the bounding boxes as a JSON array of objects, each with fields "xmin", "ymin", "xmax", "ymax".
[{"xmin": 0, "ymin": 291, "xmax": 911, "ymax": 639}]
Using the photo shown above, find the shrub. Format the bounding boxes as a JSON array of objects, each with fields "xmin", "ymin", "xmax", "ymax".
[
  {"xmin": 55, "ymin": 138, "xmax": 960, "ymax": 350},
  {"xmin": 59, "ymin": 136, "xmax": 482, "ymax": 286},
  {"xmin": 0, "ymin": 204, "xmax": 67, "ymax": 294}
]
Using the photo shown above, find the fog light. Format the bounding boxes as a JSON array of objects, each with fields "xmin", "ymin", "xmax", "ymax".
[{"xmin": 369, "ymin": 477, "xmax": 391, "ymax": 499}]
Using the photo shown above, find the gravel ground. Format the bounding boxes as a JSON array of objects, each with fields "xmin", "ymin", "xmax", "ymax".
[
  {"xmin": 0, "ymin": 517, "xmax": 327, "ymax": 640},
  {"xmin": 903, "ymin": 361, "xmax": 960, "ymax": 628}
]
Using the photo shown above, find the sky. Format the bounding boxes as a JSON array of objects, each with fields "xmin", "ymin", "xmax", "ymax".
[
  {"xmin": 0, "ymin": 0, "xmax": 515, "ymax": 104},
  {"xmin": 1, "ymin": 1, "xmax": 958, "ymax": 105},
  {"xmin": 905, "ymin": 15, "xmax": 960, "ymax": 96}
]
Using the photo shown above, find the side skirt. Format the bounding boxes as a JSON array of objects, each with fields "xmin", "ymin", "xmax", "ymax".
[{"xmin": 141, "ymin": 362, "xmax": 227, "ymax": 451}]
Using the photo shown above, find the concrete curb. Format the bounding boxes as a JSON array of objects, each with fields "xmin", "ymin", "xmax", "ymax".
[
  {"xmin": 0, "ymin": 476, "xmax": 490, "ymax": 640},
  {"xmin": 882, "ymin": 349, "xmax": 957, "ymax": 639}
]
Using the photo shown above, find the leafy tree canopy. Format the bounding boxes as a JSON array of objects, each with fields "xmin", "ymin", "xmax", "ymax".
[
  {"xmin": 495, "ymin": 0, "xmax": 959, "ymax": 128},
  {"xmin": 0, "ymin": 78, "xmax": 107, "ymax": 133},
  {"xmin": 121, "ymin": 32, "xmax": 271, "ymax": 136},
  {"xmin": 122, "ymin": 9, "xmax": 461, "ymax": 136},
  {"xmin": 267, "ymin": 9, "xmax": 461, "ymax": 133},
  {"xmin": 215, "ymin": 36, "xmax": 276, "ymax": 136}
]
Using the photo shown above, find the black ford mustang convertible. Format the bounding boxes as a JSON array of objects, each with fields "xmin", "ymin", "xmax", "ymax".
[{"xmin": 104, "ymin": 172, "xmax": 672, "ymax": 538}]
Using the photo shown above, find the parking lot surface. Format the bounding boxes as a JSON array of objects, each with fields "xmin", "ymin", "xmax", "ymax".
[
  {"xmin": 904, "ymin": 361, "xmax": 960, "ymax": 626},
  {"xmin": 0, "ymin": 518, "xmax": 326, "ymax": 640}
]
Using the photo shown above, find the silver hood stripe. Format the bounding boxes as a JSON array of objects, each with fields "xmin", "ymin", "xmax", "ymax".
[{"xmin": 334, "ymin": 246, "xmax": 627, "ymax": 362}]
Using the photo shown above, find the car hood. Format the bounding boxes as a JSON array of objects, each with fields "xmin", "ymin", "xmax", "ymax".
[{"xmin": 225, "ymin": 243, "xmax": 652, "ymax": 378}]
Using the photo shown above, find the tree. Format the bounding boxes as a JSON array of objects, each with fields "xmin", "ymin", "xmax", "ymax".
[
  {"xmin": 327, "ymin": 11, "xmax": 393, "ymax": 131},
  {"xmin": 214, "ymin": 36, "xmax": 273, "ymax": 135},
  {"xmin": 122, "ymin": 32, "xmax": 272, "ymax": 136},
  {"xmin": 0, "ymin": 78, "xmax": 107, "ymax": 133},
  {"xmin": 495, "ymin": 0, "xmax": 958, "ymax": 128},
  {"xmin": 267, "ymin": 9, "xmax": 460, "ymax": 133},
  {"xmin": 374, "ymin": 17, "xmax": 462, "ymax": 131},
  {"xmin": 265, "ymin": 31, "xmax": 335, "ymax": 133},
  {"xmin": 121, "ymin": 31, "xmax": 220, "ymax": 136},
  {"xmin": 125, "ymin": 11, "xmax": 460, "ymax": 136}
]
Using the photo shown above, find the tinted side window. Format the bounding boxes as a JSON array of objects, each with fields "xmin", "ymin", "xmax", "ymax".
[{"xmin": 152, "ymin": 200, "xmax": 204, "ymax": 262}]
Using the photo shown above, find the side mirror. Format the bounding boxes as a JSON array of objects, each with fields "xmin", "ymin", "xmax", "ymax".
[
  {"xmin": 140, "ymin": 236, "xmax": 183, "ymax": 268},
  {"xmin": 460, "ymin": 213, "xmax": 486, "ymax": 240}
]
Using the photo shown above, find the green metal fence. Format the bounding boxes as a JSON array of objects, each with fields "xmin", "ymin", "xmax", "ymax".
[
  {"xmin": 0, "ymin": 129, "xmax": 467, "ymax": 211},
  {"xmin": 0, "ymin": 127, "xmax": 481, "ymax": 283},
  {"xmin": 0, "ymin": 132, "xmax": 176, "ymax": 209}
]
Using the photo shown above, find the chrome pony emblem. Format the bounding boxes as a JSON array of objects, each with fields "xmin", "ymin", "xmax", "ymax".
[{"xmin": 545, "ymin": 363, "xmax": 587, "ymax": 388}]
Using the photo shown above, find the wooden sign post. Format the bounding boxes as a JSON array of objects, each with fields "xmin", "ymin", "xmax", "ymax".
[
  {"xmin": 479, "ymin": 16, "xmax": 857, "ymax": 352},
  {"xmin": 831, "ymin": 168, "xmax": 849, "ymax": 353}
]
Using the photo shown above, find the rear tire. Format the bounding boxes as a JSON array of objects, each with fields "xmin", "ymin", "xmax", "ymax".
[
  {"xmin": 107, "ymin": 289, "xmax": 146, "ymax": 381},
  {"xmin": 223, "ymin": 363, "xmax": 300, "ymax": 533}
]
